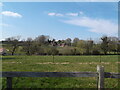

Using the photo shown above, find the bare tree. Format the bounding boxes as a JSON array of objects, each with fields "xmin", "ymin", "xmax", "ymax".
[
  {"xmin": 5, "ymin": 36, "xmax": 20, "ymax": 55},
  {"xmin": 22, "ymin": 37, "xmax": 33, "ymax": 55}
]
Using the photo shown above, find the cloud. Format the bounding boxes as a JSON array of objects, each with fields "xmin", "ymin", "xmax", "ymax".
[
  {"xmin": 66, "ymin": 13, "xmax": 78, "ymax": 16},
  {"xmin": 48, "ymin": 13, "xmax": 56, "ymax": 16},
  {"xmin": 1, "ymin": 11, "xmax": 22, "ymax": 18},
  {"xmin": 56, "ymin": 13, "xmax": 64, "ymax": 17},
  {"xmin": 62, "ymin": 17, "xmax": 118, "ymax": 35},
  {"xmin": 0, "ymin": 23, "xmax": 11, "ymax": 27},
  {"xmin": 47, "ymin": 11, "xmax": 117, "ymax": 35},
  {"xmin": 79, "ymin": 11, "xmax": 84, "ymax": 15},
  {"xmin": 48, "ymin": 12, "xmax": 63, "ymax": 17},
  {"xmin": 0, "ymin": 2, "xmax": 3, "ymax": 7},
  {"xmin": 48, "ymin": 11, "xmax": 83, "ymax": 17},
  {"xmin": 66, "ymin": 12, "xmax": 84, "ymax": 16}
]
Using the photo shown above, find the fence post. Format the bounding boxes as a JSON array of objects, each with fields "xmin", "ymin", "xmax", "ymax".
[
  {"xmin": 97, "ymin": 65, "xmax": 104, "ymax": 90},
  {"xmin": 7, "ymin": 77, "xmax": 12, "ymax": 89}
]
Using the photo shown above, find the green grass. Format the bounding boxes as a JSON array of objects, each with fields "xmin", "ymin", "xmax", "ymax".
[{"xmin": 1, "ymin": 55, "xmax": 119, "ymax": 88}]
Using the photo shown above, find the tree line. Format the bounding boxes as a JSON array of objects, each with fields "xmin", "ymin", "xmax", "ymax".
[{"xmin": 1, "ymin": 35, "xmax": 120, "ymax": 55}]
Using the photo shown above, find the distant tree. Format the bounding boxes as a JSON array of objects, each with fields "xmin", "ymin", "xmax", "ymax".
[
  {"xmin": 59, "ymin": 47, "xmax": 77, "ymax": 55},
  {"xmin": 30, "ymin": 43, "xmax": 40, "ymax": 55},
  {"xmin": 76, "ymin": 40, "xmax": 86, "ymax": 54},
  {"xmin": 51, "ymin": 47, "xmax": 59, "ymax": 55},
  {"xmin": 35, "ymin": 35, "xmax": 49, "ymax": 45},
  {"xmin": 46, "ymin": 46, "xmax": 59, "ymax": 63},
  {"xmin": 89, "ymin": 40, "xmax": 94, "ymax": 54},
  {"xmin": 65, "ymin": 38, "xmax": 72, "ymax": 46},
  {"xmin": 108, "ymin": 37, "xmax": 118, "ymax": 54},
  {"xmin": 72, "ymin": 38, "xmax": 79, "ymax": 47},
  {"xmin": 57, "ymin": 40, "xmax": 62, "ymax": 46},
  {"xmin": 76, "ymin": 40, "xmax": 93, "ymax": 55},
  {"xmin": 85, "ymin": 40, "xmax": 94, "ymax": 55},
  {"xmin": 4, "ymin": 35, "xmax": 120, "ymax": 56},
  {"xmin": 47, "ymin": 39, "xmax": 52, "ymax": 45},
  {"xmin": 5, "ymin": 36, "xmax": 20, "ymax": 55},
  {"xmin": 117, "ymin": 40, "xmax": 120, "ymax": 54},
  {"xmin": 71, "ymin": 48, "xmax": 80, "ymax": 55},
  {"xmin": 44, "ymin": 46, "xmax": 59, "ymax": 55},
  {"xmin": 22, "ymin": 38, "xmax": 33, "ymax": 55},
  {"xmin": 101, "ymin": 36, "xmax": 109, "ymax": 55},
  {"xmin": 37, "ymin": 46, "xmax": 45, "ymax": 55},
  {"xmin": 92, "ymin": 44, "xmax": 101, "ymax": 55},
  {"xmin": 51, "ymin": 39, "xmax": 58, "ymax": 46}
]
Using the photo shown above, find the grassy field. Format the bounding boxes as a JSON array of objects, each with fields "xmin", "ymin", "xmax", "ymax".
[{"xmin": 1, "ymin": 55, "xmax": 120, "ymax": 88}]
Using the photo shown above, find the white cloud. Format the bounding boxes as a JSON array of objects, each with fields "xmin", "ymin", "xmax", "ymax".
[
  {"xmin": 56, "ymin": 13, "xmax": 64, "ymax": 17},
  {"xmin": 47, "ymin": 11, "xmax": 117, "ymax": 35},
  {"xmin": 0, "ymin": 23, "xmax": 10, "ymax": 27},
  {"xmin": 66, "ymin": 12, "xmax": 83, "ymax": 16},
  {"xmin": 0, "ymin": 2, "xmax": 3, "ymax": 7},
  {"xmin": 1, "ymin": 11, "xmax": 22, "ymax": 18},
  {"xmin": 79, "ymin": 11, "xmax": 84, "ymax": 15},
  {"xmin": 66, "ymin": 13, "xmax": 78, "ymax": 16},
  {"xmin": 48, "ymin": 12, "xmax": 63, "ymax": 17},
  {"xmin": 48, "ymin": 13, "xmax": 56, "ymax": 16},
  {"xmin": 48, "ymin": 12, "xmax": 84, "ymax": 17},
  {"xmin": 62, "ymin": 17, "xmax": 118, "ymax": 35}
]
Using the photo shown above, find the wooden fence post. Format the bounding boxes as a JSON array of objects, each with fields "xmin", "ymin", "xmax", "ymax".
[
  {"xmin": 97, "ymin": 65, "xmax": 104, "ymax": 90},
  {"xmin": 7, "ymin": 77, "xmax": 12, "ymax": 89}
]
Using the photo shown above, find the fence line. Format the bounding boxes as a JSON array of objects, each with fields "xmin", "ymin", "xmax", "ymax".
[{"xmin": 0, "ymin": 65, "xmax": 120, "ymax": 89}]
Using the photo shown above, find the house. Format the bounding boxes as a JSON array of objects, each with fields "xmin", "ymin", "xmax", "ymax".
[
  {"xmin": 60, "ymin": 43, "xmax": 66, "ymax": 47},
  {"xmin": 0, "ymin": 48, "xmax": 7, "ymax": 55}
]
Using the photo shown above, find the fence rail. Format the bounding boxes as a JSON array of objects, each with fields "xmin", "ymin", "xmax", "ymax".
[
  {"xmin": 1, "ymin": 72, "xmax": 98, "ymax": 77},
  {"xmin": 1, "ymin": 72, "xmax": 120, "ymax": 78},
  {"xmin": 0, "ymin": 65, "xmax": 120, "ymax": 90}
]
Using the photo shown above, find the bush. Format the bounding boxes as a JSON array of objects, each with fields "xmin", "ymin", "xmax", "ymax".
[
  {"xmin": 92, "ymin": 50, "xmax": 100, "ymax": 55},
  {"xmin": 58, "ymin": 47, "xmax": 80, "ymax": 55},
  {"xmin": 44, "ymin": 46, "xmax": 59, "ymax": 55}
]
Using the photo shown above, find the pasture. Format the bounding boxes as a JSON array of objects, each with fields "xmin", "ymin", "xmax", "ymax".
[{"xmin": 1, "ymin": 55, "xmax": 120, "ymax": 88}]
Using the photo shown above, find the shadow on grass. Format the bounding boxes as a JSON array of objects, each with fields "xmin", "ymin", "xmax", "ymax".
[{"xmin": 1, "ymin": 57, "xmax": 17, "ymax": 60}]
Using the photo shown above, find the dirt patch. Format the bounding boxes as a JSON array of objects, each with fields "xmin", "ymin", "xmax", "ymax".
[
  {"xmin": 3, "ymin": 62, "xmax": 22, "ymax": 64},
  {"xmin": 36, "ymin": 62, "xmax": 70, "ymax": 65},
  {"xmin": 116, "ymin": 62, "xmax": 120, "ymax": 64},
  {"xmin": 78, "ymin": 62, "xmax": 110, "ymax": 65},
  {"xmin": 36, "ymin": 62, "xmax": 112, "ymax": 65}
]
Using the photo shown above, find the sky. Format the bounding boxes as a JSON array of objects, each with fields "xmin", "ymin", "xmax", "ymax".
[{"xmin": 0, "ymin": 2, "xmax": 118, "ymax": 41}]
